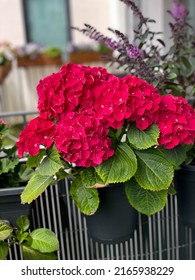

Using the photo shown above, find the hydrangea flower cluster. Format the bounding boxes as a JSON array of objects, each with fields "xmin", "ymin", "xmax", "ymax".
[{"xmin": 17, "ymin": 63, "xmax": 195, "ymax": 167}]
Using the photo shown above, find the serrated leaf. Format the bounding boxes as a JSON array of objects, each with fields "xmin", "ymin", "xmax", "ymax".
[
  {"xmin": 18, "ymin": 164, "xmax": 34, "ymax": 182},
  {"xmin": 0, "ymin": 222, "xmax": 13, "ymax": 241},
  {"xmin": 0, "ymin": 241, "xmax": 9, "ymax": 260},
  {"xmin": 127, "ymin": 124, "xmax": 159, "ymax": 150},
  {"xmin": 29, "ymin": 228, "xmax": 59, "ymax": 253},
  {"xmin": 96, "ymin": 143, "xmax": 137, "ymax": 184},
  {"xmin": 80, "ymin": 167, "xmax": 104, "ymax": 188},
  {"xmin": 16, "ymin": 216, "xmax": 30, "ymax": 232},
  {"xmin": 135, "ymin": 149, "xmax": 174, "ymax": 191},
  {"xmin": 39, "ymin": 145, "xmax": 63, "ymax": 176},
  {"xmin": 21, "ymin": 145, "xmax": 63, "ymax": 204},
  {"xmin": 21, "ymin": 174, "xmax": 53, "ymax": 204},
  {"xmin": 70, "ymin": 176, "xmax": 99, "ymax": 215},
  {"xmin": 27, "ymin": 149, "xmax": 46, "ymax": 168},
  {"xmin": 22, "ymin": 244, "xmax": 57, "ymax": 260},
  {"xmin": 0, "ymin": 158, "xmax": 19, "ymax": 175},
  {"xmin": 158, "ymin": 146, "xmax": 187, "ymax": 169},
  {"xmin": 125, "ymin": 178, "xmax": 168, "ymax": 216}
]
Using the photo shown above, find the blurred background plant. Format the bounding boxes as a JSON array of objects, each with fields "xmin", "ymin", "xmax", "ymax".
[
  {"xmin": 0, "ymin": 41, "xmax": 14, "ymax": 66},
  {"xmin": 14, "ymin": 43, "xmax": 63, "ymax": 59}
]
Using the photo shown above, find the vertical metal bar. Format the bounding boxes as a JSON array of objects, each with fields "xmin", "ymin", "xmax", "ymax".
[
  {"xmin": 125, "ymin": 241, "xmax": 129, "ymax": 260},
  {"xmin": 120, "ymin": 243, "xmax": 124, "ymax": 260},
  {"xmin": 189, "ymin": 228, "xmax": 192, "ymax": 260},
  {"xmin": 148, "ymin": 217, "xmax": 153, "ymax": 260},
  {"xmin": 157, "ymin": 212, "xmax": 162, "ymax": 260},
  {"xmin": 129, "ymin": 238, "xmax": 134, "ymax": 260},
  {"xmin": 83, "ymin": 217, "xmax": 90, "ymax": 260},
  {"xmin": 170, "ymin": 195, "xmax": 175, "ymax": 259},
  {"xmin": 49, "ymin": 185, "xmax": 61, "ymax": 260},
  {"xmin": 174, "ymin": 195, "xmax": 179, "ymax": 260},
  {"xmin": 115, "ymin": 244, "xmax": 120, "ymax": 260},
  {"xmin": 138, "ymin": 214, "xmax": 144, "ymax": 259},
  {"xmin": 110, "ymin": 244, "xmax": 114, "ymax": 260},
  {"xmin": 71, "ymin": 201, "xmax": 80, "ymax": 259},
  {"xmin": 65, "ymin": 228, "xmax": 71, "ymax": 260},
  {"xmin": 165, "ymin": 200, "xmax": 171, "ymax": 260},
  {"xmin": 54, "ymin": 183, "xmax": 66, "ymax": 260},
  {"xmin": 106, "ymin": 245, "xmax": 110, "ymax": 260},
  {"xmin": 134, "ymin": 230, "xmax": 139, "ymax": 260},
  {"xmin": 100, "ymin": 243, "xmax": 105, "ymax": 260},
  {"xmin": 39, "ymin": 194, "xmax": 46, "ymax": 228},
  {"xmin": 65, "ymin": 183, "xmax": 76, "ymax": 260},
  {"xmin": 44, "ymin": 187, "xmax": 52, "ymax": 229},
  {"xmin": 77, "ymin": 209, "xmax": 85, "ymax": 259},
  {"xmin": 89, "ymin": 238, "xmax": 94, "ymax": 259},
  {"xmin": 95, "ymin": 241, "xmax": 100, "ymax": 260}
]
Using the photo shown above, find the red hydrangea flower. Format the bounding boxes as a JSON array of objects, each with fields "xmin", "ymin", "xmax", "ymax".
[
  {"xmin": 54, "ymin": 110, "xmax": 114, "ymax": 167},
  {"xmin": 156, "ymin": 95, "xmax": 195, "ymax": 148},
  {"xmin": 37, "ymin": 63, "xmax": 110, "ymax": 120},
  {"xmin": 87, "ymin": 75, "xmax": 130, "ymax": 129},
  {"xmin": 16, "ymin": 116, "xmax": 55, "ymax": 157},
  {"xmin": 123, "ymin": 75, "xmax": 161, "ymax": 129}
]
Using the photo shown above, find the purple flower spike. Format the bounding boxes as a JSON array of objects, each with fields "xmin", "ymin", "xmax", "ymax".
[
  {"xmin": 126, "ymin": 45, "xmax": 141, "ymax": 59},
  {"xmin": 171, "ymin": 2, "xmax": 187, "ymax": 20}
]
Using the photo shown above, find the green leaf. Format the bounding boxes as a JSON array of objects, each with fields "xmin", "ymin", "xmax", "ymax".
[
  {"xmin": 158, "ymin": 146, "xmax": 187, "ymax": 169},
  {"xmin": 22, "ymin": 244, "xmax": 57, "ymax": 260},
  {"xmin": 0, "ymin": 221, "xmax": 13, "ymax": 241},
  {"xmin": 18, "ymin": 164, "xmax": 34, "ymax": 182},
  {"xmin": 125, "ymin": 178, "xmax": 168, "ymax": 216},
  {"xmin": 167, "ymin": 72, "xmax": 177, "ymax": 80},
  {"xmin": 18, "ymin": 232, "xmax": 29, "ymax": 243},
  {"xmin": 127, "ymin": 124, "xmax": 159, "ymax": 150},
  {"xmin": 16, "ymin": 216, "xmax": 30, "ymax": 232},
  {"xmin": 135, "ymin": 149, "xmax": 174, "ymax": 191},
  {"xmin": 27, "ymin": 149, "xmax": 46, "ymax": 168},
  {"xmin": 181, "ymin": 57, "xmax": 193, "ymax": 71},
  {"xmin": 0, "ymin": 158, "xmax": 19, "ymax": 175},
  {"xmin": 39, "ymin": 145, "xmax": 63, "ymax": 176},
  {"xmin": 0, "ymin": 241, "xmax": 9, "ymax": 260},
  {"xmin": 29, "ymin": 228, "xmax": 59, "ymax": 253},
  {"xmin": 21, "ymin": 145, "xmax": 63, "ymax": 204},
  {"xmin": 80, "ymin": 167, "xmax": 104, "ymax": 188},
  {"xmin": 96, "ymin": 143, "xmax": 137, "ymax": 184},
  {"xmin": 70, "ymin": 176, "xmax": 99, "ymax": 215},
  {"xmin": 21, "ymin": 174, "xmax": 54, "ymax": 204}
]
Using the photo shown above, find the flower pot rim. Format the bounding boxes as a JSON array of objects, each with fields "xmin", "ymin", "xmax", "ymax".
[
  {"xmin": 180, "ymin": 163, "xmax": 195, "ymax": 172},
  {"xmin": 0, "ymin": 186, "xmax": 24, "ymax": 196}
]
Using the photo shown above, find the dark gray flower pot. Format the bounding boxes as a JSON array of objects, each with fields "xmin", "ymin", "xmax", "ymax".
[
  {"xmin": 85, "ymin": 183, "xmax": 138, "ymax": 244},
  {"xmin": 175, "ymin": 164, "xmax": 195, "ymax": 229},
  {"xmin": 0, "ymin": 187, "xmax": 32, "ymax": 226}
]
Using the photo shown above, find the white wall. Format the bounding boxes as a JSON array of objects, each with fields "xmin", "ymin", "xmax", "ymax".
[
  {"xmin": 0, "ymin": 0, "xmax": 26, "ymax": 45},
  {"xmin": 70, "ymin": 0, "xmax": 127, "ymax": 45}
]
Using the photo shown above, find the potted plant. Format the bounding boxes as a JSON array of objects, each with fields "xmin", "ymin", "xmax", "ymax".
[
  {"xmin": 74, "ymin": 0, "xmax": 195, "ymax": 230},
  {"xmin": 0, "ymin": 42, "xmax": 13, "ymax": 84},
  {"xmin": 0, "ymin": 215, "xmax": 59, "ymax": 260},
  {"xmin": 15, "ymin": 43, "xmax": 63, "ymax": 67},
  {"xmin": 12, "ymin": 0, "xmax": 195, "ymax": 243},
  {"xmin": 68, "ymin": 42, "xmax": 112, "ymax": 64}
]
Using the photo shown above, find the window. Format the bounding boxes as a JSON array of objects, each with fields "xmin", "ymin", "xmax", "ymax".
[{"xmin": 23, "ymin": 0, "xmax": 71, "ymax": 49}]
